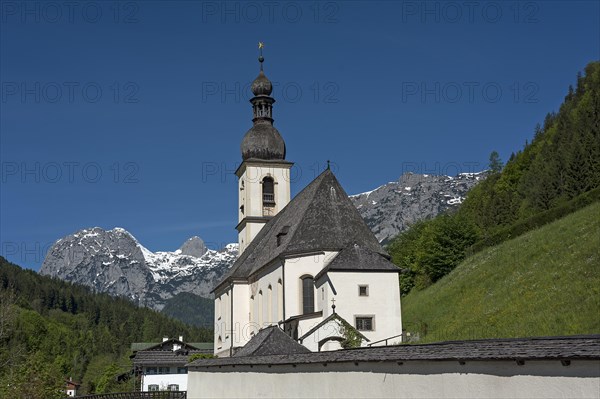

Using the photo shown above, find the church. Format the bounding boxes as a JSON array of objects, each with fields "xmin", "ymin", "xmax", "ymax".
[
  {"xmin": 188, "ymin": 49, "xmax": 600, "ymax": 399},
  {"xmin": 212, "ymin": 49, "xmax": 403, "ymax": 357}
]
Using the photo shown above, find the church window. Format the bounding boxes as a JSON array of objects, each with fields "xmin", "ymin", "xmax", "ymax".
[
  {"xmin": 148, "ymin": 385, "xmax": 159, "ymax": 391},
  {"xmin": 262, "ymin": 177, "xmax": 275, "ymax": 206},
  {"xmin": 358, "ymin": 285, "xmax": 369, "ymax": 297},
  {"xmin": 355, "ymin": 316, "xmax": 374, "ymax": 331},
  {"xmin": 158, "ymin": 367, "xmax": 170, "ymax": 374},
  {"xmin": 258, "ymin": 290, "xmax": 264, "ymax": 327},
  {"xmin": 301, "ymin": 275, "xmax": 315, "ymax": 314},
  {"xmin": 167, "ymin": 384, "xmax": 179, "ymax": 391},
  {"xmin": 177, "ymin": 367, "xmax": 187, "ymax": 374},
  {"xmin": 267, "ymin": 285, "xmax": 273, "ymax": 323},
  {"xmin": 217, "ymin": 297, "xmax": 222, "ymax": 320},
  {"xmin": 146, "ymin": 367, "xmax": 157, "ymax": 375},
  {"xmin": 277, "ymin": 279, "xmax": 283, "ymax": 321}
]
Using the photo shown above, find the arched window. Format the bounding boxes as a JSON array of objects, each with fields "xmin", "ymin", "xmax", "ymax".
[
  {"xmin": 301, "ymin": 276, "xmax": 314, "ymax": 314},
  {"xmin": 258, "ymin": 290, "xmax": 264, "ymax": 327},
  {"xmin": 277, "ymin": 279, "xmax": 283, "ymax": 321},
  {"xmin": 262, "ymin": 177, "xmax": 275, "ymax": 207},
  {"xmin": 217, "ymin": 297, "xmax": 221, "ymax": 320},
  {"xmin": 267, "ymin": 285, "xmax": 273, "ymax": 324}
]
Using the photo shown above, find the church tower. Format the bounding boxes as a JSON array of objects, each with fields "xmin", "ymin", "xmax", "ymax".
[{"xmin": 236, "ymin": 46, "xmax": 293, "ymax": 254}]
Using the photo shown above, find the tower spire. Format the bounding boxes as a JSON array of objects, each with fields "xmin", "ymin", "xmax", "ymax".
[
  {"xmin": 249, "ymin": 42, "xmax": 275, "ymax": 125},
  {"xmin": 258, "ymin": 42, "xmax": 264, "ymax": 71}
]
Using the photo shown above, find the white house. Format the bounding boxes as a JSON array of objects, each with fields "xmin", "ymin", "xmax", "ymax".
[
  {"xmin": 64, "ymin": 378, "xmax": 80, "ymax": 397},
  {"xmin": 131, "ymin": 337, "xmax": 212, "ymax": 392},
  {"xmin": 212, "ymin": 51, "xmax": 402, "ymax": 357}
]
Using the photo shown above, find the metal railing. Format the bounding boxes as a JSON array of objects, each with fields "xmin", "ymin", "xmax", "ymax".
[
  {"xmin": 367, "ymin": 333, "xmax": 404, "ymax": 347},
  {"xmin": 263, "ymin": 193, "xmax": 275, "ymax": 205}
]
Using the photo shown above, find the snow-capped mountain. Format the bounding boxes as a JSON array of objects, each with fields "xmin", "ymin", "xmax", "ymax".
[
  {"xmin": 350, "ymin": 171, "xmax": 487, "ymax": 243},
  {"xmin": 40, "ymin": 227, "xmax": 237, "ymax": 310}
]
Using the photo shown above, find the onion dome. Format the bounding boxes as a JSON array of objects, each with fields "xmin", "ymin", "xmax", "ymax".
[
  {"xmin": 241, "ymin": 124, "xmax": 286, "ymax": 160},
  {"xmin": 251, "ymin": 70, "xmax": 273, "ymax": 96},
  {"xmin": 241, "ymin": 43, "xmax": 286, "ymax": 161}
]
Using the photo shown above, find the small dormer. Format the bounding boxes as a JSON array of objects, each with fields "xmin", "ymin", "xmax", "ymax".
[{"xmin": 276, "ymin": 225, "xmax": 290, "ymax": 246}]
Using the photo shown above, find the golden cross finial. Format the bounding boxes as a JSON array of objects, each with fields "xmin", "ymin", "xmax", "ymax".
[{"xmin": 258, "ymin": 42, "xmax": 264, "ymax": 49}]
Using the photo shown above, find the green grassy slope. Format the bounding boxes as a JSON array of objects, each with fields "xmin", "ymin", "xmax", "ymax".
[{"xmin": 401, "ymin": 202, "xmax": 600, "ymax": 343}]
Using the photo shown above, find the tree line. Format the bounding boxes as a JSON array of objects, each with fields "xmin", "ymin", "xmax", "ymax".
[{"xmin": 0, "ymin": 257, "xmax": 212, "ymax": 397}]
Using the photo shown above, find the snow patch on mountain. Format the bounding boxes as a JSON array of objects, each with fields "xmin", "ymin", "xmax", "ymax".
[
  {"xmin": 351, "ymin": 171, "xmax": 488, "ymax": 243},
  {"xmin": 40, "ymin": 227, "xmax": 237, "ymax": 310}
]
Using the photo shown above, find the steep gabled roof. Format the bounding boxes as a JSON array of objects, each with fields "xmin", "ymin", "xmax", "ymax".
[
  {"xmin": 233, "ymin": 326, "xmax": 311, "ymax": 357},
  {"xmin": 315, "ymin": 244, "xmax": 399, "ymax": 280},
  {"xmin": 215, "ymin": 169, "xmax": 385, "ymax": 291}
]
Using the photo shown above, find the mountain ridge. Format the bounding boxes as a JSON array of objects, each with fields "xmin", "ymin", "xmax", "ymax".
[
  {"xmin": 350, "ymin": 171, "xmax": 487, "ymax": 243},
  {"xmin": 40, "ymin": 227, "xmax": 238, "ymax": 310}
]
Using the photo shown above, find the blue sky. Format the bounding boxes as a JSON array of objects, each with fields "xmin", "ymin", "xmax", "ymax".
[{"xmin": 1, "ymin": 1, "xmax": 599, "ymax": 270}]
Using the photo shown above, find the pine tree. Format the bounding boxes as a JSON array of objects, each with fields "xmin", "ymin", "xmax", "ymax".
[{"xmin": 488, "ymin": 151, "xmax": 503, "ymax": 173}]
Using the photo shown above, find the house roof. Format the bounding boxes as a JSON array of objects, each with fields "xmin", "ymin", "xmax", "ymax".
[
  {"xmin": 233, "ymin": 326, "xmax": 311, "ymax": 357},
  {"xmin": 314, "ymin": 244, "xmax": 399, "ymax": 280},
  {"xmin": 130, "ymin": 340, "xmax": 212, "ymax": 352},
  {"xmin": 188, "ymin": 335, "xmax": 600, "ymax": 368},
  {"xmin": 214, "ymin": 169, "xmax": 386, "ymax": 292},
  {"xmin": 133, "ymin": 349, "xmax": 210, "ymax": 367}
]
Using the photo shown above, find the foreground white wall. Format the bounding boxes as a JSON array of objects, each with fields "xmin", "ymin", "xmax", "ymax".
[{"xmin": 188, "ymin": 360, "xmax": 600, "ymax": 399}]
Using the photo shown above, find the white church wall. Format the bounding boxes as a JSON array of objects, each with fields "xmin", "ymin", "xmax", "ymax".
[
  {"xmin": 328, "ymin": 271, "xmax": 402, "ymax": 344},
  {"xmin": 284, "ymin": 252, "xmax": 338, "ymax": 319},
  {"xmin": 214, "ymin": 283, "xmax": 251, "ymax": 357},
  {"xmin": 249, "ymin": 261, "xmax": 284, "ymax": 329},
  {"xmin": 188, "ymin": 359, "xmax": 600, "ymax": 399}
]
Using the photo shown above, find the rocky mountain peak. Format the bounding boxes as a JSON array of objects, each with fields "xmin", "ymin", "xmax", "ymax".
[
  {"xmin": 350, "ymin": 171, "xmax": 487, "ymax": 243},
  {"xmin": 40, "ymin": 228, "xmax": 238, "ymax": 310},
  {"xmin": 178, "ymin": 236, "xmax": 207, "ymax": 258}
]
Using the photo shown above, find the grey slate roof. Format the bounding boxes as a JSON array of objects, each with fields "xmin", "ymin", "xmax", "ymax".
[
  {"xmin": 133, "ymin": 349, "xmax": 211, "ymax": 367},
  {"xmin": 233, "ymin": 326, "xmax": 311, "ymax": 357},
  {"xmin": 130, "ymin": 339, "xmax": 212, "ymax": 352},
  {"xmin": 188, "ymin": 335, "xmax": 600, "ymax": 368},
  {"xmin": 315, "ymin": 244, "xmax": 399, "ymax": 280},
  {"xmin": 215, "ymin": 169, "xmax": 386, "ymax": 291}
]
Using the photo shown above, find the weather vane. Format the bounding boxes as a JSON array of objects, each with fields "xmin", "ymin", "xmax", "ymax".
[{"xmin": 258, "ymin": 42, "xmax": 265, "ymax": 70}]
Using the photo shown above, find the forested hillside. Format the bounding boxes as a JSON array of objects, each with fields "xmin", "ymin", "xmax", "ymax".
[
  {"xmin": 401, "ymin": 201, "xmax": 600, "ymax": 342},
  {"xmin": 0, "ymin": 257, "xmax": 212, "ymax": 398},
  {"xmin": 389, "ymin": 61, "xmax": 600, "ymax": 296},
  {"xmin": 161, "ymin": 292, "xmax": 214, "ymax": 328}
]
